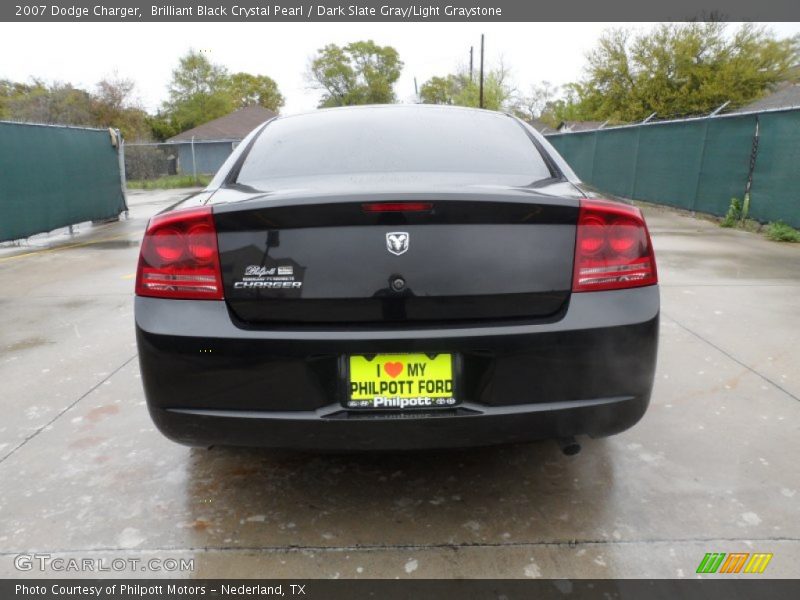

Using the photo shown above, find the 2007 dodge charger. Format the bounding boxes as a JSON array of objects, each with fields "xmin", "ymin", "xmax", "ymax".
[{"xmin": 134, "ymin": 105, "xmax": 659, "ymax": 452}]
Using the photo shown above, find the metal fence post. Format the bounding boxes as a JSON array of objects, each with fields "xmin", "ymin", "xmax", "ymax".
[
  {"xmin": 741, "ymin": 117, "xmax": 760, "ymax": 223},
  {"xmin": 629, "ymin": 126, "xmax": 642, "ymax": 199},
  {"xmin": 117, "ymin": 129, "xmax": 128, "ymax": 214},
  {"xmin": 191, "ymin": 136, "xmax": 198, "ymax": 184}
]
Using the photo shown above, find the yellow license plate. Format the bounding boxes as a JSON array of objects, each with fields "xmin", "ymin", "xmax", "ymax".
[{"xmin": 347, "ymin": 353, "xmax": 457, "ymax": 409}]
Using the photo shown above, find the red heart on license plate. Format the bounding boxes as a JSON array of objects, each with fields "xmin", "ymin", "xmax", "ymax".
[{"xmin": 384, "ymin": 361, "xmax": 403, "ymax": 378}]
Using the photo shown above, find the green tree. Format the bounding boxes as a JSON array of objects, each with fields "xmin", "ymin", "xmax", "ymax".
[
  {"xmin": 158, "ymin": 50, "xmax": 285, "ymax": 138},
  {"xmin": 146, "ymin": 111, "xmax": 179, "ymax": 141},
  {"xmin": 164, "ymin": 50, "xmax": 232, "ymax": 132},
  {"xmin": 419, "ymin": 75, "xmax": 458, "ymax": 105},
  {"xmin": 223, "ymin": 72, "xmax": 284, "ymax": 111},
  {"xmin": 168, "ymin": 50, "xmax": 228, "ymax": 101},
  {"xmin": 0, "ymin": 79, "xmax": 33, "ymax": 119},
  {"xmin": 165, "ymin": 90, "xmax": 232, "ymax": 134},
  {"xmin": 419, "ymin": 63, "xmax": 514, "ymax": 111},
  {"xmin": 560, "ymin": 23, "xmax": 799, "ymax": 122},
  {"xmin": 0, "ymin": 76, "xmax": 150, "ymax": 139},
  {"xmin": 308, "ymin": 40, "xmax": 403, "ymax": 107},
  {"xmin": 4, "ymin": 80, "xmax": 95, "ymax": 126}
]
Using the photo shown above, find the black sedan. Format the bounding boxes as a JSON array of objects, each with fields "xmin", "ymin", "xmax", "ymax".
[{"xmin": 134, "ymin": 105, "xmax": 659, "ymax": 452}]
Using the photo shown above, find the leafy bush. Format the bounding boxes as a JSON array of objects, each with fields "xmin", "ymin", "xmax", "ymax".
[
  {"xmin": 765, "ymin": 221, "xmax": 800, "ymax": 243},
  {"xmin": 720, "ymin": 198, "xmax": 742, "ymax": 228}
]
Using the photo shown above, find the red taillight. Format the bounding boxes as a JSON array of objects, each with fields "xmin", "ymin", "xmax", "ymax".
[
  {"xmin": 361, "ymin": 202, "xmax": 433, "ymax": 213},
  {"xmin": 135, "ymin": 207, "xmax": 224, "ymax": 300},
  {"xmin": 572, "ymin": 198, "xmax": 658, "ymax": 292}
]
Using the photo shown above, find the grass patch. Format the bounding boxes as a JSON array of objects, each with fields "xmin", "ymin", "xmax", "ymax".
[
  {"xmin": 720, "ymin": 197, "xmax": 743, "ymax": 228},
  {"xmin": 765, "ymin": 221, "xmax": 800, "ymax": 243},
  {"xmin": 740, "ymin": 219, "xmax": 762, "ymax": 233},
  {"xmin": 718, "ymin": 196, "xmax": 760, "ymax": 232},
  {"xmin": 127, "ymin": 174, "xmax": 212, "ymax": 190},
  {"xmin": 720, "ymin": 198, "xmax": 800, "ymax": 242}
]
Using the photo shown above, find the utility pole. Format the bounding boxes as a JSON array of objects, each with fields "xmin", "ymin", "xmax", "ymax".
[
  {"xmin": 414, "ymin": 77, "xmax": 418, "ymax": 101},
  {"xmin": 479, "ymin": 34, "xmax": 485, "ymax": 109},
  {"xmin": 469, "ymin": 46, "xmax": 474, "ymax": 82}
]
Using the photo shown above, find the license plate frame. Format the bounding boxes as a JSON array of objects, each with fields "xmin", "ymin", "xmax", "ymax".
[{"xmin": 343, "ymin": 353, "xmax": 460, "ymax": 410}]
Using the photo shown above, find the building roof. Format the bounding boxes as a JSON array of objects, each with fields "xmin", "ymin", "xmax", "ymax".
[
  {"xmin": 730, "ymin": 81, "xmax": 800, "ymax": 114},
  {"xmin": 526, "ymin": 119, "xmax": 556, "ymax": 134},
  {"xmin": 167, "ymin": 106, "xmax": 277, "ymax": 142}
]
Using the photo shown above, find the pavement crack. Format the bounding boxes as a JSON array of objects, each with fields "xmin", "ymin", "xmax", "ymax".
[
  {"xmin": 662, "ymin": 312, "xmax": 799, "ymax": 403},
  {"xmin": 0, "ymin": 354, "xmax": 138, "ymax": 466},
  {"xmin": 4, "ymin": 536, "xmax": 800, "ymax": 556}
]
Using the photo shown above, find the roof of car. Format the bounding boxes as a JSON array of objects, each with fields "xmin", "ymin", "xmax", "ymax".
[{"xmin": 275, "ymin": 103, "xmax": 513, "ymax": 123}]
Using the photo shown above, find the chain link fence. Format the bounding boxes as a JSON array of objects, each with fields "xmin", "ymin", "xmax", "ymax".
[
  {"xmin": 123, "ymin": 143, "xmax": 179, "ymax": 181},
  {"xmin": 122, "ymin": 139, "xmax": 239, "ymax": 188}
]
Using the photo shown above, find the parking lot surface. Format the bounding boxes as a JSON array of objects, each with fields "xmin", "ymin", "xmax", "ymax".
[{"xmin": 0, "ymin": 190, "xmax": 798, "ymax": 578}]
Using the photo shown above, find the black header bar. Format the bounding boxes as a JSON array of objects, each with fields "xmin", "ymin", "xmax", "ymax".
[
  {"xmin": 5, "ymin": 579, "xmax": 800, "ymax": 600},
  {"xmin": 2, "ymin": 0, "xmax": 799, "ymax": 22}
]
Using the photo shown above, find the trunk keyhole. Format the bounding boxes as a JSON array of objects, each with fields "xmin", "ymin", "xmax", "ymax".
[{"xmin": 390, "ymin": 276, "xmax": 406, "ymax": 292}]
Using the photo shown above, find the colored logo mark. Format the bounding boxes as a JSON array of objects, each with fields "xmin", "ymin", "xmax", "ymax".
[{"xmin": 696, "ymin": 552, "xmax": 773, "ymax": 574}]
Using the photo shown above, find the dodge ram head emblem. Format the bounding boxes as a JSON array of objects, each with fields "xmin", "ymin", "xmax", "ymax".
[{"xmin": 386, "ymin": 232, "xmax": 409, "ymax": 256}]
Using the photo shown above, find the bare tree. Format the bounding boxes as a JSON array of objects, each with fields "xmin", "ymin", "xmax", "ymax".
[{"xmin": 512, "ymin": 81, "xmax": 559, "ymax": 122}]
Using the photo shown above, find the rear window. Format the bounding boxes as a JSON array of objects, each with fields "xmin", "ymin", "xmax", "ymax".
[{"xmin": 235, "ymin": 107, "xmax": 553, "ymax": 185}]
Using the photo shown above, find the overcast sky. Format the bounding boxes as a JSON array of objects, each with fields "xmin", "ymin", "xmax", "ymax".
[{"xmin": 2, "ymin": 22, "xmax": 799, "ymax": 115}]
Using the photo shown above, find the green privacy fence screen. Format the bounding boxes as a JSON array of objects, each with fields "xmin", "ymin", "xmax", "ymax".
[
  {"xmin": 0, "ymin": 121, "xmax": 126, "ymax": 242},
  {"xmin": 749, "ymin": 111, "xmax": 800, "ymax": 225},
  {"xmin": 546, "ymin": 108, "xmax": 800, "ymax": 228}
]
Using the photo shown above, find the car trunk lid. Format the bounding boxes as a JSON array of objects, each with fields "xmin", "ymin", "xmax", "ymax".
[{"xmin": 213, "ymin": 187, "xmax": 579, "ymax": 325}]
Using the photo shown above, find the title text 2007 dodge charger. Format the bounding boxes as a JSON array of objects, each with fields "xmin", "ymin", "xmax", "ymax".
[{"xmin": 134, "ymin": 105, "xmax": 658, "ymax": 451}]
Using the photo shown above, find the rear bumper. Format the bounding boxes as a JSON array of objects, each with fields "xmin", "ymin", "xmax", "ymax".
[
  {"xmin": 135, "ymin": 286, "xmax": 659, "ymax": 449},
  {"xmin": 152, "ymin": 396, "xmax": 644, "ymax": 450}
]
